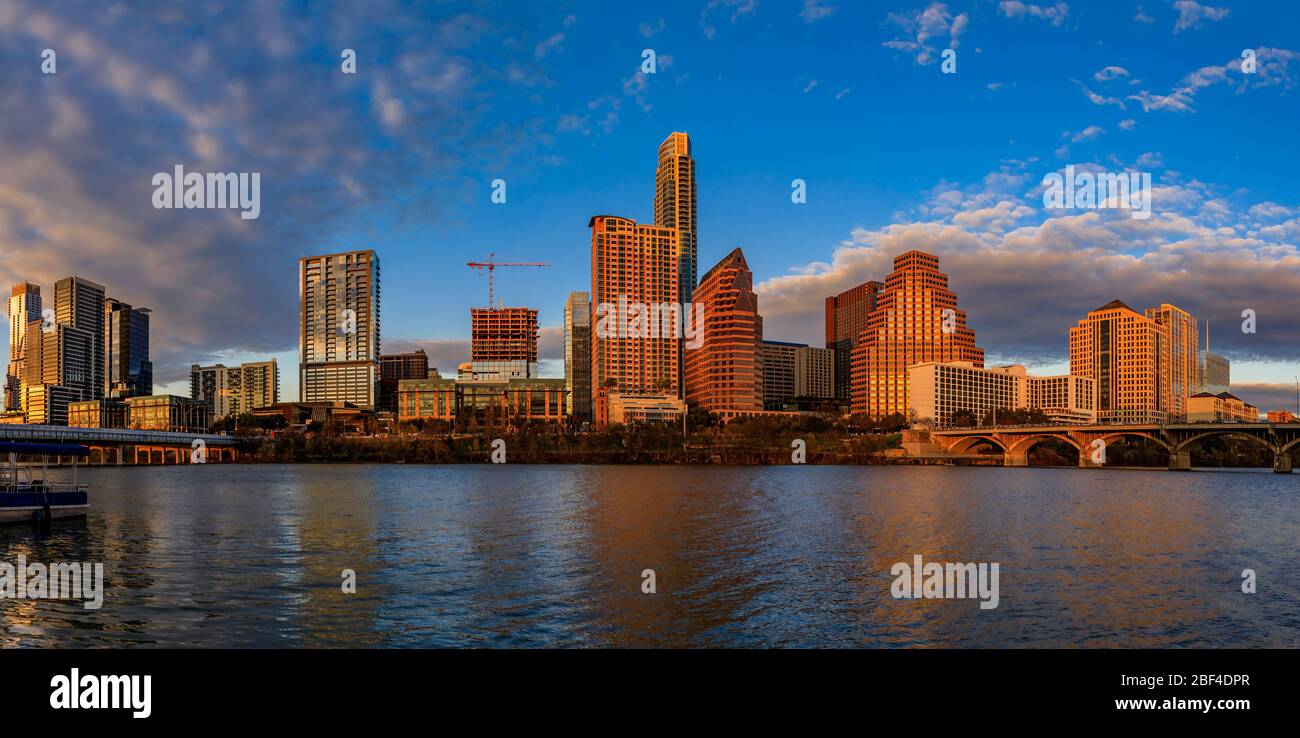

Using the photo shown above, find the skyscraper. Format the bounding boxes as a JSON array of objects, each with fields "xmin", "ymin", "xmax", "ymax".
[
  {"xmin": 851, "ymin": 251, "xmax": 984, "ymax": 418},
  {"xmin": 6, "ymin": 282, "xmax": 41, "ymax": 411},
  {"xmin": 564, "ymin": 292, "xmax": 592, "ymax": 421},
  {"xmin": 54, "ymin": 276, "xmax": 106, "ymax": 402},
  {"xmin": 653, "ymin": 132, "xmax": 697, "ymax": 304},
  {"xmin": 1197, "ymin": 320, "xmax": 1230, "ymax": 395},
  {"xmin": 105, "ymin": 298, "xmax": 152, "ymax": 399},
  {"xmin": 759, "ymin": 340, "xmax": 803, "ymax": 409},
  {"xmin": 1069, "ymin": 300, "xmax": 1168, "ymax": 424},
  {"xmin": 589, "ymin": 215, "xmax": 681, "ymax": 395},
  {"xmin": 825, "ymin": 280, "xmax": 883, "ymax": 404},
  {"xmin": 684, "ymin": 248, "xmax": 763, "ymax": 414},
  {"xmin": 470, "ymin": 307, "xmax": 539, "ymax": 363},
  {"xmin": 299, "ymin": 250, "xmax": 381, "ymax": 409},
  {"xmin": 1144, "ymin": 303, "xmax": 1198, "ymax": 419},
  {"xmin": 192, "ymin": 360, "xmax": 280, "ymax": 418}
]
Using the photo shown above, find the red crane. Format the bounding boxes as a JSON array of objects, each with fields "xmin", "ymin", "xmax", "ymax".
[{"xmin": 466, "ymin": 253, "xmax": 550, "ymax": 308}]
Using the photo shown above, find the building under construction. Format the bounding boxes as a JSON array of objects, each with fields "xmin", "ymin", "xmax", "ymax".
[{"xmin": 470, "ymin": 307, "xmax": 538, "ymax": 364}]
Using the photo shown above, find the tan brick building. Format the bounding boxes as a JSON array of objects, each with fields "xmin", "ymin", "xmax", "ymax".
[{"xmin": 851, "ymin": 251, "xmax": 984, "ymax": 418}]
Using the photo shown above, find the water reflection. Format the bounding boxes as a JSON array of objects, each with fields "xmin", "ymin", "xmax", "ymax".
[{"xmin": 1, "ymin": 465, "xmax": 1295, "ymax": 647}]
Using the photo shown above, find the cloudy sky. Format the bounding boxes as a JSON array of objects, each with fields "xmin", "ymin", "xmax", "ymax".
[{"xmin": 1, "ymin": 0, "xmax": 1297, "ymax": 411}]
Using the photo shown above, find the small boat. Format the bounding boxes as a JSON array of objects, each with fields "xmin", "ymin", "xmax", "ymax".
[{"xmin": 0, "ymin": 441, "xmax": 90, "ymax": 524}]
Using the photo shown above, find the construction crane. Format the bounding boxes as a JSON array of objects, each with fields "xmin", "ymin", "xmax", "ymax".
[{"xmin": 466, "ymin": 252, "xmax": 550, "ymax": 308}]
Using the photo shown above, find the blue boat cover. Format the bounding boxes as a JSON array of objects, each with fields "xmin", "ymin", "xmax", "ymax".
[
  {"xmin": 0, "ymin": 441, "xmax": 90, "ymax": 457},
  {"xmin": 0, "ymin": 491, "xmax": 89, "ymax": 506}
]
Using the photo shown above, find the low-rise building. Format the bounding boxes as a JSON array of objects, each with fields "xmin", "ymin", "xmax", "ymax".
[
  {"xmin": 1267, "ymin": 409, "xmax": 1297, "ymax": 423},
  {"xmin": 68, "ymin": 399, "xmax": 129, "ymax": 429},
  {"xmin": 908, "ymin": 362, "xmax": 1096, "ymax": 427},
  {"xmin": 249, "ymin": 401, "xmax": 374, "ymax": 432},
  {"xmin": 595, "ymin": 388, "xmax": 685, "ymax": 427},
  {"xmin": 1187, "ymin": 392, "xmax": 1258, "ymax": 422},
  {"xmin": 22, "ymin": 385, "xmax": 81, "ymax": 426},
  {"xmin": 125, "ymin": 394, "xmax": 213, "ymax": 433},
  {"xmin": 396, "ymin": 377, "xmax": 568, "ymax": 424}
]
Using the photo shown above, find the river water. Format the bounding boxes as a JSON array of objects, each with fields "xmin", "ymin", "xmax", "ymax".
[{"xmin": 1, "ymin": 464, "xmax": 1296, "ymax": 647}]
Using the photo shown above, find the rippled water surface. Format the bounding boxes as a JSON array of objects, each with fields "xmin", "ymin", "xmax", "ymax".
[{"xmin": 2, "ymin": 464, "xmax": 1297, "ymax": 647}]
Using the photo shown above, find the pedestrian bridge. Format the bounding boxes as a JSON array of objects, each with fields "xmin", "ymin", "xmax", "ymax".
[
  {"xmin": 928, "ymin": 422, "xmax": 1300, "ymax": 473},
  {"xmin": 0, "ymin": 424, "xmax": 238, "ymax": 464}
]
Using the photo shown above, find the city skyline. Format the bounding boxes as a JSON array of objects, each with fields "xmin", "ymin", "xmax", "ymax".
[{"xmin": 1, "ymin": 1, "xmax": 1297, "ymax": 411}]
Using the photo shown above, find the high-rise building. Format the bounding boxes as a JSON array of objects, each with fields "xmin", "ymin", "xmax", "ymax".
[
  {"xmin": 564, "ymin": 292, "xmax": 592, "ymax": 421},
  {"xmin": 759, "ymin": 340, "xmax": 803, "ymax": 409},
  {"xmin": 379, "ymin": 350, "xmax": 429, "ymax": 413},
  {"xmin": 825, "ymin": 280, "xmax": 883, "ymax": 403},
  {"xmin": 239, "ymin": 360, "xmax": 280, "ymax": 412},
  {"xmin": 653, "ymin": 132, "xmax": 697, "ymax": 304},
  {"xmin": 105, "ymin": 298, "xmax": 152, "ymax": 399},
  {"xmin": 471, "ymin": 307, "xmax": 538, "ymax": 363},
  {"xmin": 299, "ymin": 250, "xmax": 380, "ymax": 409},
  {"xmin": 1069, "ymin": 300, "xmax": 1169, "ymax": 424},
  {"xmin": 1197, "ymin": 321, "xmax": 1230, "ymax": 395},
  {"xmin": 684, "ymin": 248, "xmax": 763, "ymax": 413},
  {"xmin": 6, "ymin": 282, "xmax": 41, "ymax": 411},
  {"xmin": 192, "ymin": 360, "xmax": 281, "ymax": 419},
  {"xmin": 1199, "ymin": 350, "xmax": 1230, "ymax": 395},
  {"xmin": 54, "ymin": 276, "xmax": 106, "ymax": 402},
  {"xmin": 794, "ymin": 346, "xmax": 836, "ymax": 400},
  {"xmin": 1144, "ymin": 304, "xmax": 1198, "ymax": 419},
  {"xmin": 589, "ymin": 215, "xmax": 681, "ymax": 395},
  {"xmin": 851, "ymin": 251, "xmax": 984, "ymax": 418}
]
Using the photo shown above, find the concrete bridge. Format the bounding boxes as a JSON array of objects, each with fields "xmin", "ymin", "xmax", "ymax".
[
  {"xmin": 0, "ymin": 424, "xmax": 239, "ymax": 465},
  {"xmin": 928, "ymin": 422, "xmax": 1300, "ymax": 473}
]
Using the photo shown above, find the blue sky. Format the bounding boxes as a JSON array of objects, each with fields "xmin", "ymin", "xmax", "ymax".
[{"xmin": 1, "ymin": 1, "xmax": 1297, "ymax": 409}]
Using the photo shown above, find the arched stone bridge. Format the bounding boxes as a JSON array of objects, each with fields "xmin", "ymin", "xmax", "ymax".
[{"xmin": 929, "ymin": 423, "xmax": 1300, "ymax": 473}]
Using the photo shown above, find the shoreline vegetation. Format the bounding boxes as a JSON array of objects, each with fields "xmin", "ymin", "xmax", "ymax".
[{"xmin": 211, "ymin": 412, "xmax": 1282, "ymax": 468}]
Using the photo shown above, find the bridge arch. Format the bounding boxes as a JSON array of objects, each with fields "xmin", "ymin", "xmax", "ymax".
[
  {"xmin": 1089, "ymin": 431, "xmax": 1172, "ymax": 453},
  {"xmin": 1174, "ymin": 431, "xmax": 1276, "ymax": 455},
  {"xmin": 1005, "ymin": 433, "xmax": 1081, "ymax": 456},
  {"xmin": 946, "ymin": 435, "xmax": 1007, "ymax": 455}
]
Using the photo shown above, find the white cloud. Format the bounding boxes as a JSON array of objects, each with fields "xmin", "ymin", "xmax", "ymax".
[
  {"xmin": 1077, "ymin": 82, "xmax": 1127, "ymax": 109},
  {"xmin": 883, "ymin": 2, "xmax": 968, "ymax": 65},
  {"xmin": 753, "ymin": 163, "xmax": 1300, "ymax": 375},
  {"xmin": 1069, "ymin": 125, "xmax": 1105, "ymax": 142},
  {"xmin": 998, "ymin": 1, "xmax": 1069, "ymax": 26},
  {"xmin": 800, "ymin": 1, "xmax": 837, "ymax": 23},
  {"xmin": 534, "ymin": 32, "xmax": 565, "ymax": 59},
  {"xmin": 1173, "ymin": 1, "xmax": 1230, "ymax": 33},
  {"xmin": 1093, "ymin": 65, "xmax": 1130, "ymax": 81},
  {"xmin": 1127, "ymin": 48, "xmax": 1300, "ymax": 114}
]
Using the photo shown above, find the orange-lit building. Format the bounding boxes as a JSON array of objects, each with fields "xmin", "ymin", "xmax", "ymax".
[
  {"xmin": 1069, "ymin": 300, "xmax": 1169, "ymax": 424},
  {"xmin": 825, "ymin": 280, "xmax": 882, "ymax": 403},
  {"xmin": 1144, "ymin": 303, "xmax": 1199, "ymax": 419},
  {"xmin": 851, "ymin": 251, "xmax": 984, "ymax": 418},
  {"xmin": 684, "ymin": 248, "xmax": 763, "ymax": 413},
  {"xmin": 1187, "ymin": 391, "xmax": 1258, "ymax": 422},
  {"xmin": 589, "ymin": 215, "xmax": 681, "ymax": 396},
  {"xmin": 396, "ymin": 377, "xmax": 567, "ymax": 424},
  {"xmin": 654, "ymin": 132, "xmax": 697, "ymax": 303},
  {"xmin": 1267, "ymin": 409, "xmax": 1296, "ymax": 423},
  {"xmin": 471, "ymin": 307, "xmax": 538, "ymax": 363}
]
